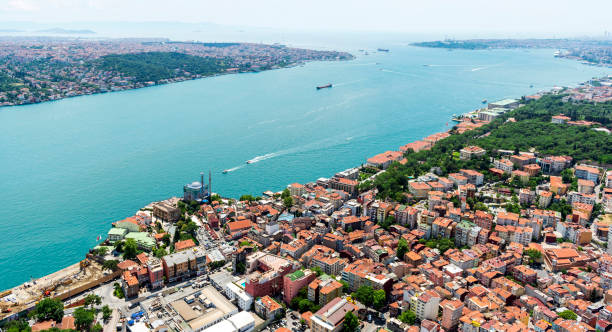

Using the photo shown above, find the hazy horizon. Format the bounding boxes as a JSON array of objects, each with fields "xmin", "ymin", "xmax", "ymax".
[{"xmin": 1, "ymin": 0, "xmax": 612, "ymax": 39}]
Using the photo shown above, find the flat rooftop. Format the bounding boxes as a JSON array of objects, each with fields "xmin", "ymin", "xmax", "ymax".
[{"xmin": 169, "ymin": 285, "xmax": 238, "ymax": 331}]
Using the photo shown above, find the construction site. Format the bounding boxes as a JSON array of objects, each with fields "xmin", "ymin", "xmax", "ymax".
[{"xmin": 0, "ymin": 258, "xmax": 118, "ymax": 321}]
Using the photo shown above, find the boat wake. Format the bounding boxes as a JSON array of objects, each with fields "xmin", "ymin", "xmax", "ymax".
[
  {"xmin": 256, "ymin": 119, "xmax": 278, "ymax": 125},
  {"xmin": 333, "ymin": 79, "xmax": 367, "ymax": 87},
  {"xmin": 245, "ymin": 133, "xmax": 361, "ymax": 166},
  {"xmin": 224, "ymin": 165, "xmax": 245, "ymax": 173},
  {"xmin": 246, "ymin": 152, "xmax": 280, "ymax": 164},
  {"xmin": 380, "ymin": 69, "xmax": 419, "ymax": 77}
]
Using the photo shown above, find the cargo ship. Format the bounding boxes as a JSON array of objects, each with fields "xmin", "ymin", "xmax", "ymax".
[{"xmin": 316, "ymin": 84, "xmax": 332, "ymax": 90}]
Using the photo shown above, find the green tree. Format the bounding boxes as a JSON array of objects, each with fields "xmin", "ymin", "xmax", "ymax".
[
  {"xmin": 281, "ymin": 188, "xmax": 291, "ymax": 199},
  {"xmin": 339, "ymin": 280, "xmax": 350, "ymax": 293},
  {"xmin": 34, "ymin": 298, "xmax": 64, "ymax": 322},
  {"xmin": 396, "ymin": 238, "xmax": 409, "ymax": 261},
  {"xmin": 558, "ymin": 310, "xmax": 578, "ymax": 320},
  {"xmin": 74, "ymin": 307, "xmax": 94, "ymax": 331},
  {"xmin": 113, "ymin": 283, "xmax": 124, "ymax": 299},
  {"xmin": 102, "ymin": 260, "xmax": 119, "ymax": 271},
  {"xmin": 102, "ymin": 305, "xmax": 112, "ymax": 322},
  {"xmin": 298, "ymin": 299, "xmax": 313, "ymax": 313},
  {"xmin": 398, "ymin": 310, "xmax": 417, "ymax": 325},
  {"xmin": 123, "ymin": 238, "xmax": 138, "ymax": 259},
  {"xmin": 474, "ymin": 202, "xmax": 489, "ymax": 212},
  {"xmin": 525, "ymin": 249, "xmax": 542, "ymax": 264},
  {"xmin": 311, "ymin": 266, "xmax": 323, "ymax": 277},
  {"xmin": 283, "ymin": 196, "xmax": 293, "ymax": 209},
  {"xmin": 161, "ymin": 233, "xmax": 171, "ymax": 246},
  {"xmin": 84, "ymin": 294, "xmax": 101, "ymax": 308},
  {"xmin": 5, "ymin": 319, "xmax": 32, "ymax": 332},
  {"xmin": 95, "ymin": 247, "xmax": 108, "ymax": 256},
  {"xmin": 91, "ymin": 323, "xmax": 103, "ymax": 332},
  {"xmin": 236, "ymin": 261, "xmax": 246, "ymax": 274},
  {"xmin": 342, "ymin": 312, "xmax": 359, "ymax": 332},
  {"xmin": 352, "ymin": 285, "xmax": 374, "ymax": 306},
  {"xmin": 561, "ymin": 169, "xmax": 573, "ymax": 183},
  {"xmin": 372, "ymin": 289, "xmax": 386, "ymax": 310}
]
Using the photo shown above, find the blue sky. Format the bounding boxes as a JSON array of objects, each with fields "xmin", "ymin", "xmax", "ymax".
[{"xmin": 1, "ymin": 0, "xmax": 611, "ymax": 37}]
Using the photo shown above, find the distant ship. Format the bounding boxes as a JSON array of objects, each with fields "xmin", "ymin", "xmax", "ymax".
[
  {"xmin": 377, "ymin": 48, "xmax": 390, "ymax": 52},
  {"xmin": 316, "ymin": 84, "xmax": 332, "ymax": 90}
]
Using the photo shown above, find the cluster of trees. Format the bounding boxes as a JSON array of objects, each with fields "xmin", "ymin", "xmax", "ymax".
[
  {"xmin": 281, "ymin": 188, "xmax": 293, "ymax": 209},
  {"xmin": 558, "ymin": 309, "xmax": 578, "ymax": 320},
  {"xmin": 73, "ymin": 295, "xmax": 104, "ymax": 332},
  {"xmin": 397, "ymin": 310, "xmax": 417, "ymax": 325},
  {"xmin": 113, "ymin": 282, "xmax": 124, "ymax": 299},
  {"xmin": 373, "ymin": 95, "xmax": 612, "ymax": 200},
  {"xmin": 2, "ymin": 319, "xmax": 32, "ymax": 332},
  {"xmin": 525, "ymin": 248, "xmax": 542, "ymax": 265},
  {"xmin": 32, "ymin": 298, "xmax": 64, "ymax": 322},
  {"xmin": 89, "ymin": 52, "xmax": 232, "ymax": 83},
  {"xmin": 174, "ymin": 214, "xmax": 199, "ymax": 245},
  {"xmin": 23, "ymin": 296, "xmax": 108, "ymax": 332},
  {"xmin": 102, "ymin": 259, "xmax": 119, "ymax": 271},
  {"xmin": 177, "ymin": 200, "xmax": 200, "ymax": 215},
  {"xmin": 351, "ymin": 286, "xmax": 386, "ymax": 310},
  {"xmin": 396, "ymin": 238, "xmax": 409, "ymax": 261},
  {"xmin": 342, "ymin": 312, "xmax": 360, "ymax": 332},
  {"xmin": 418, "ymin": 237, "xmax": 456, "ymax": 255},
  {"xmin": 289, "ymin": 287, "xmax": 320, "ymax": 313},
  {"xmin": 109, "ymin": 238, "xmax": 140, "ymax": 260},
  {"xmin": 239, "ymin": 194, "xmax": 261, "ymax": 202}
]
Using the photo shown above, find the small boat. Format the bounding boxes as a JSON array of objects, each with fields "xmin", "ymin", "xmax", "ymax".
[
  {"xmin": 482, "ymin": 99, "xmax": 487, "ymax": 104},
  {"xmin": 529, "ymin": 84, "xmax": 534, "ymax": 88},
  {"xmin": 246, "ymin": 160, "xmax": 254, "ymax": 164},
  {"xmin": 222, "ymin": 169, "xmax": 229, "ymax": 174},
  {"xmin": 316, "ymin": 84, "xmax": 332, "ymax": 90},
  {"xmin": 377, "ymin": 48, "xmax": 389, "ymax": 52}
]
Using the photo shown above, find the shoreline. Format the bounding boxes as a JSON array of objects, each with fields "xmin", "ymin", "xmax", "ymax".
[
  {"xmin": 0, "ymin": 81, "xmax": 548, "ymax": 296},
  {"xmin": 1, "ymin": 64, "xmax": 610, "ymax": 304},
  {"xmin": 0, "ymin": 57, "xmax": 350, "ymax": 111}
]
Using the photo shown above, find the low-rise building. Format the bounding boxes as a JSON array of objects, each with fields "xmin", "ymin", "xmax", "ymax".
[{"xmin": 310, "ymin": 297, "xmax": 358, "ymax": 332}]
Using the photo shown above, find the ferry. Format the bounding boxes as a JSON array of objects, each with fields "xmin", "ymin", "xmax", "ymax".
[{"xmin": 316, "ymin": 84, "xmax": 332, "ymax": 90}]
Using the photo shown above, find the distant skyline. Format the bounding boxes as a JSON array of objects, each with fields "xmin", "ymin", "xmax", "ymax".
[{"xmin": 1, "ymin": 0, "xmax": 612, "ymax": 38}]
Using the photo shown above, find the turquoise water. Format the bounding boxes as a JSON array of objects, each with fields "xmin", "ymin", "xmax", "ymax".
[{"xmin": 1, "ymin": 45, "xmax": 610, "ymax": 289}]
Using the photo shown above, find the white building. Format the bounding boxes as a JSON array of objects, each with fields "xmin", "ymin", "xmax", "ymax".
[
  {"xmin": 201, "ymin": 312, "xmax": 255, "ymax": 332},
  {"xmin": 411, "ymin": 291, "xmax": 441, "ymax": 321},
  {"xmin": 225, "ymin": 282, "xmax": 254, "ymax": 311}
]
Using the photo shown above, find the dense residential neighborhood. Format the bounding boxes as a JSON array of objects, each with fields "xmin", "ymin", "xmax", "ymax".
[
  {"xmin": 1, "ymin": 79, "xmax": 612, "ymax": 332},
  {"xmin": 0, "ymin": 37, "xmax": 352, "ymax": 107}
]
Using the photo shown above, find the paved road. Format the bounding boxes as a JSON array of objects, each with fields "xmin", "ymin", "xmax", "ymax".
[{"xmin": 103, "ymin": 309, "xmax": 120, "ymax": 332}]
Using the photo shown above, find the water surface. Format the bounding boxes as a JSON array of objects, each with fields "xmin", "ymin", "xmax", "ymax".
[{"xmin": 1, "ymin": 46, "xmax": 610, "ymax": 289}]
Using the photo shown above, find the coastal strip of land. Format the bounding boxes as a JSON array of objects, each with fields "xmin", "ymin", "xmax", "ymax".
[
  {"xmin": 411, "ymin": 38, "xmax": 612, "ymax": 67},
  {"xmin": 1, "ymin": 76, "xmax": 612, "ymax": 332},
  {"xmin": 0, "ymin": 37, "xmax": 353, "ymax": 108}
]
